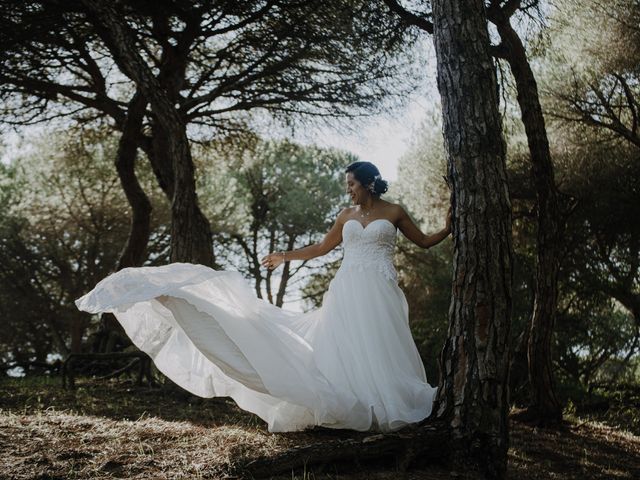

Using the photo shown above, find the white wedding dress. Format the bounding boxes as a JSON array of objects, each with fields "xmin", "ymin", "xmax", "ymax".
[{"xmin": 76, "ymin": 218, "xmax": 437, "ymax": 432}]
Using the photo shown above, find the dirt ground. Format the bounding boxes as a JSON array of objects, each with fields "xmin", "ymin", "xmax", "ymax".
[{"xmin": 0, "ymin": 377, "xmax": 638, "ymax": 479}]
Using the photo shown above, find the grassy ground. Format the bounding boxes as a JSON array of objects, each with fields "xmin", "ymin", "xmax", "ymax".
[{"xmin": 1, "ymin": 376, "xmax": 639, "ymax": 479}]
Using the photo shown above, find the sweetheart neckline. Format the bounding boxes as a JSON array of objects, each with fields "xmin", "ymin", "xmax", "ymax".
[{"xmin": 344, "ymin": 218, "xmax": 396, "ymax": 232}]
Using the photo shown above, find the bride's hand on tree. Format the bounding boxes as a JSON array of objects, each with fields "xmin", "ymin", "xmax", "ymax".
[
  {"xmin": 261, "ymin": 252, "xmax": 284, "ymax": 270},
  {"xmin": 445, "ymin": 206, "xmax": 452, "ymax": 234}
]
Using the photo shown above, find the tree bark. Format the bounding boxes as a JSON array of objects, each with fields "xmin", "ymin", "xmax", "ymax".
[
  {"xmin": 96, "ymin": 90, "xmax": 153, "ymax": 350},
  {"xmin": 69, "ymin": 314, "xmax": 86, "ymax": 354},
  {"xmin": 80, "ymin": 0, "xmax": 214, "ymax": 266},
  {"xmin": 114, "ymin": 91, "xmax": 152, "ymax": 270},
  {"xmin": 492, "ymin": 13, "xmax": 563, "ymax": 424},
  {"xmin": 148, "ymin": 121, "xmax": 176, "ymax": 199},
  {"xmin": 432, "ymin": 0, "xmax": 513, "ymax": 478},
  {"xmin": 275, "ymin": 234, "xmax": 296, "ymax": 307}
]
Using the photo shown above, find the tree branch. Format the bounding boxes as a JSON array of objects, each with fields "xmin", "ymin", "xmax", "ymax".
[{"xmin": 382, "ymin": 0, "xmax": 433, "ymax": 33}]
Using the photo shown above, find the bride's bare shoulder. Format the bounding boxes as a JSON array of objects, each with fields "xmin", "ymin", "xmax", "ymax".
[
  {"xmin": 380, "ymin": 200, "xmax": 405, "ymax": 214},
  {"xmin": 377, "ymin": 202, "xmax": 409, "ymax": 225},
  {"xmin": 337, "ymin": 207, "xmax": 357, "ymax": 223}
]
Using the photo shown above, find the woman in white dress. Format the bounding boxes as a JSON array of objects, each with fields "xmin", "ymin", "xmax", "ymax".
[{"xmin": 76, "ymin": 161, "xmax": 451, "ymax": 433}]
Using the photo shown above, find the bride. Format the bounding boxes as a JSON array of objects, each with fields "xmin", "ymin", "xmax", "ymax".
[{"xmin": 76, "ymin": 161, "xmax": 452, "ymax": 433}]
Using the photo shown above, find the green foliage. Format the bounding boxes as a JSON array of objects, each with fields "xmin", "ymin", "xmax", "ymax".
[
  {"xmin": 537, "ymin": 0, "xmax": 640, "ymax": 390},
  {"xmin": 299, "ymin": 259, "xmax": 341, "ymax": 310},
  {"xmin": 389, "ymin": 114, "xmax": 449, "ymax": 233},
  {"xmin": 395, "ymin": 240, "xmax": 452, "ymax": 380},
  {"xmin": 0, "ymin": 127, "xmax": 170, "ymax": 365},
  {"xmin": 388, "ymin": 117, "xmax": 451, "ymax": 377},
  {"xmin": 198, "ymin": 138, "xmax": 355, "ymax": 306},
  {"xmin": 0, "ymin": 0, "xmax": 420, "ymax": 134},
  {"xmin": 559, "ymin": 381, "xmax": 640, "ymax": 436},
  {"xmin": 553, "ymin": 143, "xmax": 640, "ymax": 384}
]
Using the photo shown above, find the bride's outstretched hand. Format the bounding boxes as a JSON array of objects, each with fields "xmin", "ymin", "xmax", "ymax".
[{"xmin": 261, "ymin": 252, "xmax": 284, "ymax": 270}]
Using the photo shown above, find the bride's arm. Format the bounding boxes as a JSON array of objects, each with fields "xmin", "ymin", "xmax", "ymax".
[
  {"xmin": 260, "ymin": 209, "xmax": 348, "ymax": 270},
  {"xmin": 397, "ymin": 205, "xmax": 452, "ymax": 249}
]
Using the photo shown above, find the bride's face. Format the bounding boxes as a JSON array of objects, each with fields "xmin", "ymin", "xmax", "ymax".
[{"xmin": 345, "ymin": 172, "xmax": 367, "ymax": 205}]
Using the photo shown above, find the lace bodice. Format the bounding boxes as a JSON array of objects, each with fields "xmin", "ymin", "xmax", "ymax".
[{"xmin": 340, "ymin": 218, "xmax": 398, "ymax": 282}]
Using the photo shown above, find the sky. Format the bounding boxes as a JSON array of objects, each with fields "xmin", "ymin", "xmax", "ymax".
[
  {"xmin": 295, "ymin": 40, "xmax": 439, "ymax": 182},
  {"xmin": 2, "ymin": 88, "xmax": 437, "ymax": 181},
  {"xmin": 309, "ymin": 96, "xmax": 431, "ymax": 182}
]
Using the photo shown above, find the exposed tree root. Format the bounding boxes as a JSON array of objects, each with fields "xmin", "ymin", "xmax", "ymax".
[{"xmin": 235, "ymin": 421, "xmax": 449, "ymax": 478}]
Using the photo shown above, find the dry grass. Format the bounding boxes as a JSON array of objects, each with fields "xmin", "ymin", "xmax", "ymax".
[
  {"xmin": 1, "ymin": 409, "xmax": 290, "ymax": 479},
  {"xmin": 508, "ymin": 416, "xmax": 640, "ymax": 479},
  {"xmin": 0, "ymin": 376, "xmax": 638, "ymax": 479}
]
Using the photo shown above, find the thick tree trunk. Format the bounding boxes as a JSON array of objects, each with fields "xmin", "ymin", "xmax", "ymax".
[
  {"xmin": 432, "ymin": 0, "xmax": 513, "ymax": 478},
  {"xmin": 81, "ymin": 0, "xmax": 214, "ymax": 266},
  {"xmin": 494, "ymin": 17, "xmax": 563, "ymax": 424},
  {"xmin": 170, "ymin": 162, "xmax": 215, "ymax": 265},
  {"xmin": 148, "ymin": 121, "xmax": 176, "ymax": 199}
]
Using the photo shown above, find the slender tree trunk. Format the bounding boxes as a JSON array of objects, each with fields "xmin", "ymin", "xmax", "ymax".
[
  {"xmin": 266, "ymin": 230, "xmax": 276, "ymax": 304},
  {"xmin": 275, "ymin": 234, "xmax": 296, "ymax": 307},
  {"xmin": 494, "ymin": 17, "xmax": 563, "ymax": 424},
  {"xmin": 251, "ymin": 224, "xmax": 264, "ymax": 299},
  {"xmin": 115, "ymin": 91, "xmax": 152, "ymax": 270},
  {"xmin": 96, "ymin": 90, "xmax": 153, "ymax": 350},
  {"xmin": 69, "ymin": 315, "xmax": 86, "ymax": 354},
  {"xmin": 44, "ymin": 312, "xmax": 70, "ymax": 357},
  {"xmin": 81, "ymin": 0, "xmax": 214, "ymax": 266},
  {"xmin": 432, "ymin": 0, "xmax": 513, "ymax": 478}
]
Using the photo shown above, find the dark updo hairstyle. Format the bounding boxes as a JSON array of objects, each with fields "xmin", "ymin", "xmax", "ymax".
[{"xmin": 345, "ymin": 161, "xmax": 389, "ymax": 197}]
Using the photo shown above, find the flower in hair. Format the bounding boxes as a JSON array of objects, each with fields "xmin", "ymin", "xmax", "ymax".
[{"xmin": 368, "ymin": 175, "xmax": 381, "ymax": 193}]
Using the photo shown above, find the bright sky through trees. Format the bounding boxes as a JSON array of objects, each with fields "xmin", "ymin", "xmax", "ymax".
[
  {"xmin": 2, "ymin": 88, "xmax": 432, "ymax": 181},
  {"xmin": 310, "ymin": 92, "xmax": 430, "ymax": 182}
]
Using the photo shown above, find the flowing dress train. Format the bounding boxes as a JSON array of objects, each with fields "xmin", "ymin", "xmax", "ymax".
[{"xmin": 76, "ymin": 218, "xmax": 437, "ymax": 432}]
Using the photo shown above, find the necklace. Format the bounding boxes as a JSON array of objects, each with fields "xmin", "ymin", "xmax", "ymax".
[{"xmin": 359, "ymin": 205, "xmax": 374, "ymax": 218}]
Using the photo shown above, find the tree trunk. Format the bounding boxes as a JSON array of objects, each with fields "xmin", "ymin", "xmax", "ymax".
[
  {"xmin": 275, "ymin": 234, "xmax": 296, "ymax": 307},
  {"xmin": 69, "ymin": 314, "xmax": 86, "ymax": 354},
  {"xmin": 266, "ymin": 230, "xmax": 276, "ymax": 304},
  {"xmin": 99, "ymin": 90, "xmax": 154, "ymax": 347},
  {"xmin": 494, "ymin": 16, "xmax": 563, "ymax": 424},
  {"xmin": 148, "ymin": 121, "xmax": 176, "ymax": 199},
  {"xmin": 81, "ymin": 0, "xmax": 214, "ymax": 266},
  {"xmin": 432, "ymin": 0, "xmax": 513, "ymax": 478},
  {"xmin": 114, "ymin": 90, "xmax": 152, "ymax": 270},
  {"xmin": 44, "ymin": 312, "xmax": 70, "ymax": 357}
]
